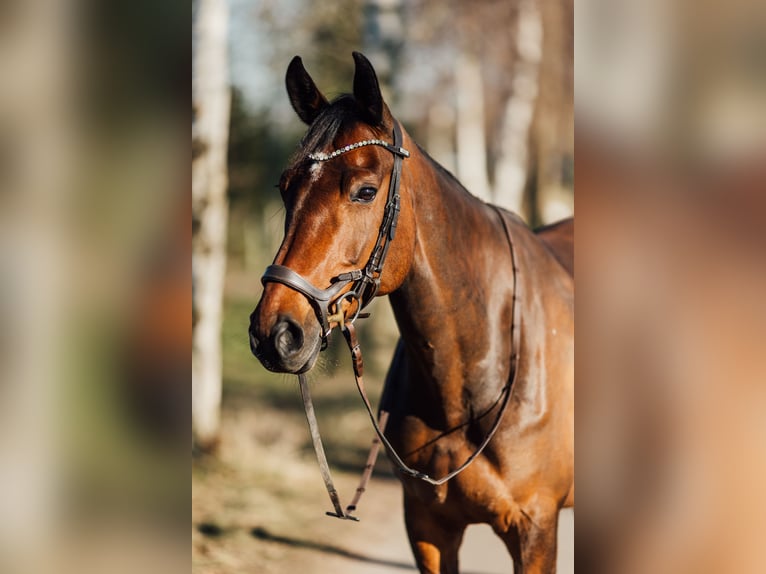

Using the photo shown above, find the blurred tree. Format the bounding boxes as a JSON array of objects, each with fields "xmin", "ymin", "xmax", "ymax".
[
  {"xmin": 400, "ymin": 0, "xmax": 573, "ymax": 225},
  {"xmin": 250, "ymin": 0, "xmax": 363, "ymax": 104},
  {"xmin": 363, "ymin": 0, "xmax": 405, "ymax": 100},
  {"xmin": 192, "ymin": 0, "xmax": 231, "ymax": 451},
  {"xmin": 493, "ymin": 0, "xmax": 542, "ymax": 215},
  {"xmin": 532, "ymin": 0, "xmax": 574, "ymax": 224},
  {"xmin": 226, "ymin": 87, "xmax": 297, "ymax": 270},
  {"xmin": 455, "ymin": 50, "xmax": 492, "ymax": 201}
]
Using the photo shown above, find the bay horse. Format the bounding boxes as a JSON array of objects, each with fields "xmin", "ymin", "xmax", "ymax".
[{"xmin": 249, "ymin": 52, "xmax": 573, "ymax": 573}]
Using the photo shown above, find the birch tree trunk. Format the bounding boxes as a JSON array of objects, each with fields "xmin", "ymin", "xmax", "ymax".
[
  {"xmin": 535, "ymin": 0, "xmax": 574, "ymax": 224},
  {"xmin": 363, "ymin": 0, "xmax": 404, "ymax": 100},
  {"xmin": 455, "ymin": 52, "xmax": 492, "ymax": 201},
  {"xmin": 1, "ymin": 0, "xmax": 70, "ymax": 567},
  {"xmin": 427, "ymin": 99, "xmax": 457, "ymax": 173},
  {"xmin": 492, "ymin": 0, "xmax": 543, "ymax": 218},
  {"xmin": 192, "ymin": 0, "xmax": 230, "ymax": 451}
]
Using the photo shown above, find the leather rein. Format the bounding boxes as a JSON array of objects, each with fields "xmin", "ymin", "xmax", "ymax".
[{"xmin": 260, "ymin": 120, "xmax": 521, "ymax": 521}]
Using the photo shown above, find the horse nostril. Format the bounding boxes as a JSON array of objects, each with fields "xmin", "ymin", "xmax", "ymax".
[
  {"xmin": 249, "ymin": 329, "xmax": 260, "ymax": 354},
  {"xmin": 272, "ymin": 317, "xmax": 304, "ymax": 358}
]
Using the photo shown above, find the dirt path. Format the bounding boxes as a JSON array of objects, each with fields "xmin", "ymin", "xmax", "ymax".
[
  {"xmin": 194, "ymin": 438, "xmax": 573, "ymax": 574},
  {"xmin": 276, "ymin": 475, "xmax": 575, "ymax": 574}
]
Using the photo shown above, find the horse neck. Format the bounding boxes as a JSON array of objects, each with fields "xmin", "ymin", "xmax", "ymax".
[
  {"xmin": 406, "ymin": 150, "xmax": 492, "ymax": 288},
  {"xmin": 388, "ymin": 143, "xmax": 510, "ymax": 425}
]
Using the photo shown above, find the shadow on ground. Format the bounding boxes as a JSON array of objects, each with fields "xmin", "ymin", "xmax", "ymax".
[
  {"xmin": 250, "ymin": 526, "xmax": 417, "ymax": 571},
  {"xmin": 196, "ymin": 521, "xmax": 504, "ymax": 574}
]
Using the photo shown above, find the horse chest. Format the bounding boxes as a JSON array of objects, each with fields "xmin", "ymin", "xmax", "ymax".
[
  {"xmin": 393, "ymin": 430, "xmax": 515, "ymax": 524},
  {"xmin": 389, "ymin": 409, "xmax": 508, "ymax": 506}
]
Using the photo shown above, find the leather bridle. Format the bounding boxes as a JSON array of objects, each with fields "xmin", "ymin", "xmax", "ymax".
[
  {"xmin": 261, "ymin": 120, "xmax": 410, "ymax": 349},
  {"xmin": 258, "ymin": 120, "xmax": 521, "ymax": 521}
]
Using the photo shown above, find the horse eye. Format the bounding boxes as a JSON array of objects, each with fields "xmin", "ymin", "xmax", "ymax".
[{"xmin": 354, "ymin": 187, "xmax": 378, "ymax": 203}]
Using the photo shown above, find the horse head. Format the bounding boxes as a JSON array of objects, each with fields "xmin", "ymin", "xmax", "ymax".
[{"xmin": 249, "ymin": 52, "xmax": 416, "ymax": 374}]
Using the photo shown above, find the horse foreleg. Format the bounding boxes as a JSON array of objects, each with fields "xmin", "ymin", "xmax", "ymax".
[
  {"xmin": 404, "ymin": 494, "xmax": 465, "ymax": 574},
  {"xmin": 515, "ymin": 501, "xmax": 560, "ymax": 573}
]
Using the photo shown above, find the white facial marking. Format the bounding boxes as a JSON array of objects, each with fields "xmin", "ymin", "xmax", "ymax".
[{"xmin": 309, "ymin": 161, "xmax": 324, "ymax": 182}]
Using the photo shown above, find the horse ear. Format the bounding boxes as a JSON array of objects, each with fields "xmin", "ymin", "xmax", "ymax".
[
  {"xmin": 352, "ymin": 52, "xmax": 384, "ymax": 125},
  {"xmin": 285, "ymin": 56, "xmax": 329, "ymax": 125}
]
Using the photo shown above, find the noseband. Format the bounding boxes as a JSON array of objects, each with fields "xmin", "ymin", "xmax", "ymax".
[{"xmin": 261, "ymin": 120, "xmax": 409, "ymax": 348}]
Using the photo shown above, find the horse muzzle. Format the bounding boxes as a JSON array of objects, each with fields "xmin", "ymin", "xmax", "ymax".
[
  {"xmin": 250, "ymin": 265, "xmax": 369, "ymax": 374},
  {"xmin": 249, "ymin": 309, "xmax": 321, "ymax": 374}
]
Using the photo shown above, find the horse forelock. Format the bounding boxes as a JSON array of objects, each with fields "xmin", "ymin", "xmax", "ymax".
[{"xmin": 287, "ymin": 94, "xmax": 385, "ymax": 170}]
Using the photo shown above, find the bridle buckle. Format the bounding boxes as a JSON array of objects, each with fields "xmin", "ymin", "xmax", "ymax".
[{"xmin": 327, "ymin": 291, "xmax": 362, "ymax": 331}]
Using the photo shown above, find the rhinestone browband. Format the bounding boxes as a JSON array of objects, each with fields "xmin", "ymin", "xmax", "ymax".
[{"xmin": 308, "ymin": 139, "xmax": 409, "ymax": 162}]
